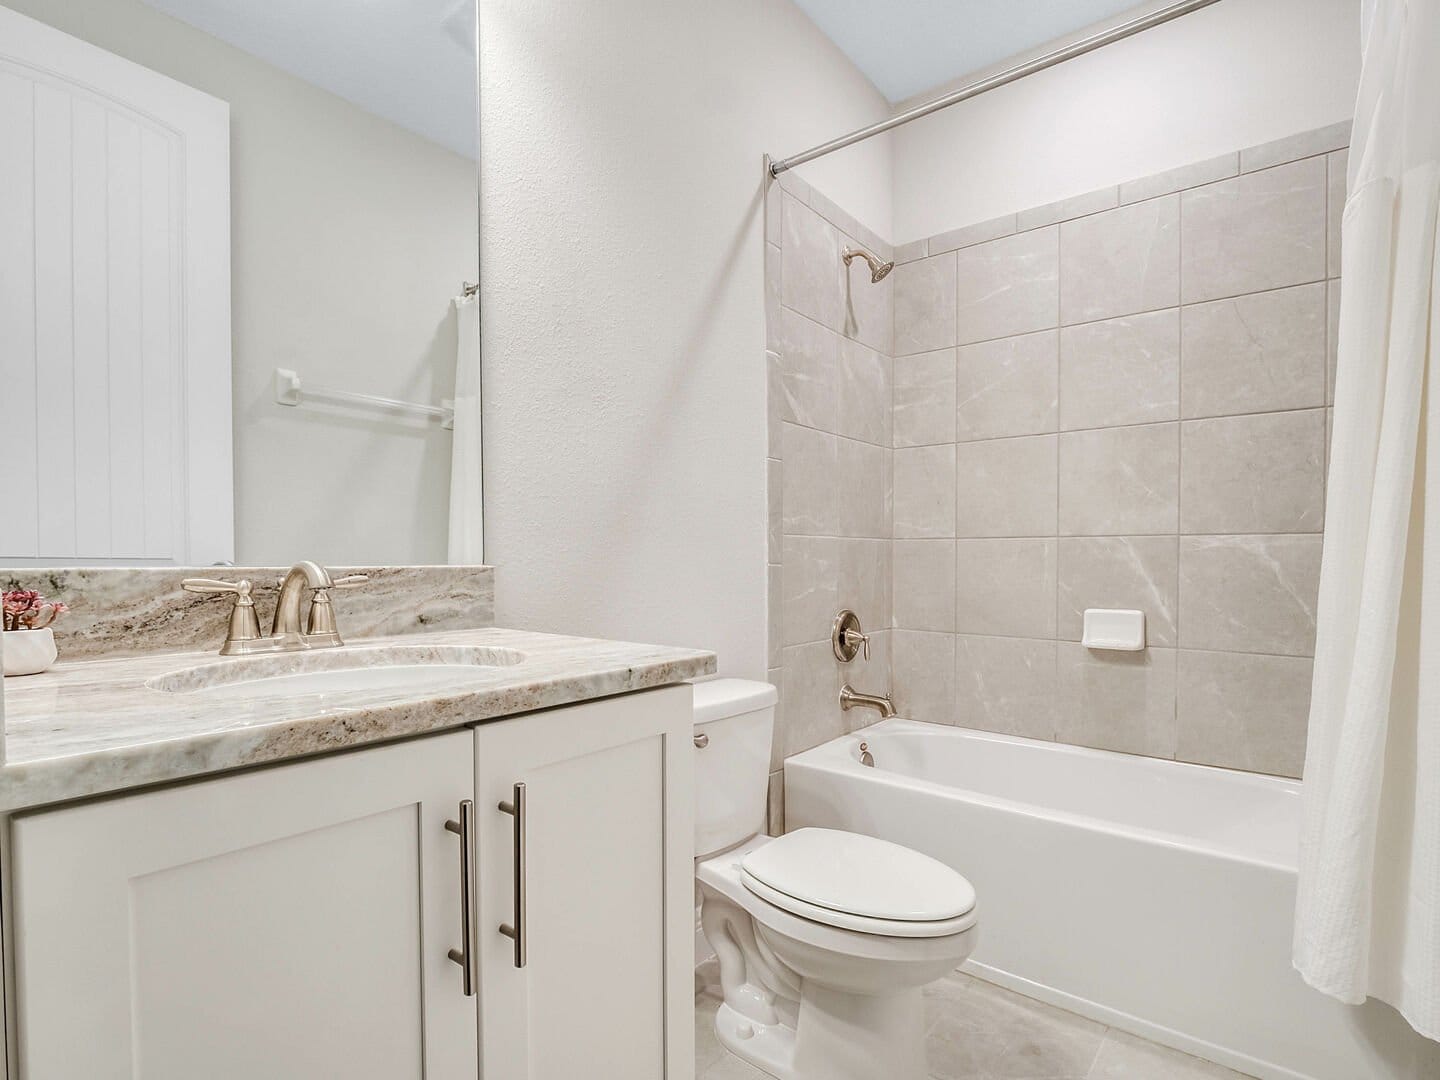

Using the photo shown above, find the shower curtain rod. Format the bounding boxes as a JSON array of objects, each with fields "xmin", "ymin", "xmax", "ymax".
[{"xmin": 770, "ymin": 0, "xmax": 1224, "ymax": 177}]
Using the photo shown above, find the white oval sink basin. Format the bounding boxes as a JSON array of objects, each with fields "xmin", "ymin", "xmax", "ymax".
[{"xmin": 148, "ymin": 645, "xmax": 525, "ymax": 702}]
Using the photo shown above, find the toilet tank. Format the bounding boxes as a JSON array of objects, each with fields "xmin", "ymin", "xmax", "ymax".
[{"xmin": 692, "ymin": 678, "xmax": 778, "ymax": 859}]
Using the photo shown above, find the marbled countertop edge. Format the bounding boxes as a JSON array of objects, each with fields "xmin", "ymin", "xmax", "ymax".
[{"xmin": 0, "ymin": 626, "xmax": 716, "ymax": 813}]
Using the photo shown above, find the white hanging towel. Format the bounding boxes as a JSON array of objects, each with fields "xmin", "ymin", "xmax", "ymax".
[
  {"xmin": 1293, "ymin": 0, "xmax": 1440, "ymax": 1041},
  {"xmin": 447, "ymin": 292, "xmax": 484, "ymax": 564}
]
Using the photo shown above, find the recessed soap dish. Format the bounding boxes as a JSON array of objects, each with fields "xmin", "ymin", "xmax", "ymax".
[{"xmin": 1082, "ymin": 609, "xmax": 1146, "ymax": 651}]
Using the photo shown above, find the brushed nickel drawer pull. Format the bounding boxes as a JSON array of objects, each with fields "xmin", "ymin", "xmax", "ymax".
[
  {"xmin": 445, "ymin": 800, "xmax": 476, "ymax": 996},
  {"xmin": 498, "ymin": 782, "xmax": 527, "ymax": 969}
]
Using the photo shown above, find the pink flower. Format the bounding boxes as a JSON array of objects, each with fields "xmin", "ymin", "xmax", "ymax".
[{"xmin": 3, "ymin": 590, "xmax": 67, "ymax": 631}]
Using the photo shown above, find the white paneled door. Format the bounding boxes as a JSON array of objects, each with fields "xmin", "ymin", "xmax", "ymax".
[{"xmin": 0, "ymin": 7, "xmax": 231, "ymax": 566}]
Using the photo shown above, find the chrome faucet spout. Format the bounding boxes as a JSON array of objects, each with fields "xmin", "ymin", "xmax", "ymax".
[{"xmin": 839, "ymin": 683, "xmax": 896, "ymax": 719}]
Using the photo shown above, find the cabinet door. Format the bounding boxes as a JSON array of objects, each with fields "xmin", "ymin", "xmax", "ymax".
[
  {"xmin": 474, "ymin": 686, "xmax": 694, "ymax": 1080},
  {"xmin": 10, "ymin": 731, "xmax": 477, "ymax": 1080}
]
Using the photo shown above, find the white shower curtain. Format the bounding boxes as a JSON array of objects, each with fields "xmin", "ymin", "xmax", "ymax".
[
  {"xmin": 447, "ymin": 292, "xmax": 485, "ymax": 564},
  {"xmin": 1293, "ymin": 0, "xmax": 1440, "ymax": 1041}
]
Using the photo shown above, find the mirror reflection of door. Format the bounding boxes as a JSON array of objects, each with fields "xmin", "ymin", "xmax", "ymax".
[
  {"xmin": 0, "ymin": 0, "xmax": 480, "ymax": 569},
  {"xmin": 0, "ymin": 7, "xmax": 232, "ymax": 567}
]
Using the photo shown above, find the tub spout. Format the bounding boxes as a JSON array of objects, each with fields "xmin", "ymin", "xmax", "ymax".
[{"xmin": 839, "ymin": 683, "xmax": 896, "ymax": 719}]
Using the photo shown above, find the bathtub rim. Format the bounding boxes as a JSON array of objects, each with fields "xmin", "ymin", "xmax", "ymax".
[{"xmin": 785, "ymin": 718, "xmax": 1301, "ymax": 874}]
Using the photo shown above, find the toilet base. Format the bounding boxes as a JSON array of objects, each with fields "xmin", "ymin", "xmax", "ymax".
[
  {"xmin": 713, "ymin": 1001, "xmax": 797, "ymax": 1080},
  {"xmin": 713, "ymin": 986, "xmax": 928, "ymax": 1080}
]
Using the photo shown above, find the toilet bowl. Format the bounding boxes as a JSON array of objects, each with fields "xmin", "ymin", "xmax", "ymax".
[{"xmin": 693, "ymin": 679, "xmax": 978, "ymax": 1080}]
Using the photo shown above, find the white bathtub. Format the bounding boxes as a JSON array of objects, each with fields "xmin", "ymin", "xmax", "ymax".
[{"xmin": 785, "ymin": 719, "xmax": 1440, "ymax": 1080}]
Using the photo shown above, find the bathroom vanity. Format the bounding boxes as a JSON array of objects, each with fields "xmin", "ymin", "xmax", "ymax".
[{"xmin": 0, "ymin": 627, "xmax": 715, "ymax": 1079}]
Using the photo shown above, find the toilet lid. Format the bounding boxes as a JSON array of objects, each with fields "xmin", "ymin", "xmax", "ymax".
[{"xmin": 740, "ymin": 828, "xmax": 976, "ymax": 925}]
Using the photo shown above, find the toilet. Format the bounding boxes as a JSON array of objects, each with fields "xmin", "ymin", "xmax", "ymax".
[{"xmin": 693, "ymin": 679, "xmax": 978, "ymax": 1080}]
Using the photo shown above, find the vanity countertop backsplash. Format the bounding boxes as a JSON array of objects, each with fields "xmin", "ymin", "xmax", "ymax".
[{"xmin": 0, "ymin": 565, "xmax": 497, "ymax": 662}]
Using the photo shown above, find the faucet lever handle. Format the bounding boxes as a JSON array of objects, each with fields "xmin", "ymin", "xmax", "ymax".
[
  {"xmin": 329, "ymin": 574, "xmax": 369, "ymax": 588},
  {"xmin": 183, "ymin": 577, "xmax": 251, "ymax": 596}
]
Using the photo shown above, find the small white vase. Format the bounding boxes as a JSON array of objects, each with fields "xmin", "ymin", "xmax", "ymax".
[{"xmin": 3, "ymin": 627, "xmax": 58, "ymax": 677}]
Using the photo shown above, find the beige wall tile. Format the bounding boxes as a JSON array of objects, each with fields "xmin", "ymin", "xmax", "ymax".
[
  {"xmin": 893, "ymin": 539, "xmax": 956, "ymax": 632},
  {"xmin": 894, "ymin": 238, "xmax": 927, "ymax": 264},
  {"xmin": 765, "ymin": 242, "xmax": 781, "ymax": 352},
  {"xmin": 766, "ymin": 770, "xmax": 785, "ymax": 836},
  {"xmin": 1327, "ymin": 279, "xmax": 1341, "ymax": 405},
  {"xmin": 1060, "ymin": 309, "xmax": 1180, "ymax": 429},
  {"xmin": 1327, "ymin": 149, "xmax": 1347, "ymax": 279},
  {"xmin": 764, "ymin": 179, "xmax": 782, "ymax": 246},
  {"xmin": 767, "ymin": 565, "xmax": 781, "ymax": 670},
  {"xmin": 1058, "ymin": 536, "xmax": 1179, "ymax": 646},
  {"xmin": 766, "ymin": 349, "xmax": 783, "ymax": 453},
  {"xmin": 894, "ymin": 349, "xmax": 957, "ymax": 448},
  {"xmin": 781, "ymin": 192, "xmax": 843, "ymax": 330},
  {"xmin": 1239, "ymin": 119, "xmax": 1350, "ymax": 173},
  {"xmin": 1016, "ymin": 185, "xmax": 1118, "ymax": 231},
  {"xmin": 1180, "ymin": 410, "xmax": 1325, "ymax": 534},
  {"xmin": 956, "ymin": 227, "xmax": 1060, "ymax": 344},
  {"xmin": 929, "ymin": 213, "xmax": 1017, "ymax": 255},
  {"xmin": 1056, "ymin": 643, "xmax": 1178, "ymax": 757},
  {"xmin": 956, "ymin": 331, "xmax": 1059, "ymax": 441},
  {"xmin": 836, "ymin": 339, "xmax": 892, "ymax": 447},
  {"xmin": 838, "ymin": 537, "xmax": 891, "ymax": 634},
  {"xmin": 767, "ymin": 666, "xmax": 784, "ymax": 771},
  {"xmin": 894, "ymin": 444, "xmax": 957, "ymax": 538},
  {"xmin": 892, "ymin": 630, "xmax": 957, "ymax": 725},
  {"xmin": 1060, "ymin": 197, "xmax": 1179, "ymax": 324},
  {"xmin": 767, "ymin": 458, "xmax": 782, "ymax": 562},
  {"xmin": 956, "ymin": 435, "xmax": 1058, "ymax": 537},
  {"xmin": 781, "ymin": 423, "xmax": 837, "ymax": 535},
  {"xmin": 774, "ymin": 305, "xmax": 837, "ymax": 431},
  {"xmin": 1179, "ymin": 534, "xmax": 1321, "ymax": 655},
  {"xmin": 1059, "ymin": 423, "xmax": 1179, "ymax": 535},
  {"xmin": 895, "ymin": 251, "xmax": 957, "ymax": 355},
  {"xmin": 1180, "ymin": 284, "xmax": 1326, "ymax": 418},
  {"xmin": 780, "ymin": 640, "xmax": 843, "ymax": 757},
  {"xmin": 1119, "ymin": 152, "xmax": 1238, "ymax": 205},
  {"xmin": 837, "ymin": 438, "xmax": 891, "ymax": 538},
  {"xmin": 954, "ymin": 635, "xmax": 1057, "ymax": 740},
  {"xmin": 1176, "ymin": 650, "xmax": 1312, "ymax": 777},
  {"xmin": 782, "ymin": 536, "xmax": 838, "ymax": 647},
  {"xmin": 1180, "ymin": 157, "xmax": 1326, "ymax": 303},
  {"xmin": 955, "ymin": 538, "xmax": 1058, "ymax": 638}
]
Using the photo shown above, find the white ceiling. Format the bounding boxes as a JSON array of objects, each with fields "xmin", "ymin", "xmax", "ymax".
[
  {"xmin": 793, "ymin": 0, "xmax": 1148, "ymax": 104},
  {"xmin": 140, "ymin": 0, "xmax": 477, "ymax": 158}
]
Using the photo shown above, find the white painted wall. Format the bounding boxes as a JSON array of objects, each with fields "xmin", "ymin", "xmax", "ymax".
[
  {"xmin": 892, "ymin": 0, "xmax": 1361, "ymax": 241},
  {"xmin": 5, "ymin": 0, "xmax": 477, "ymax": 568},
  {"xmin": 479, "ymin": 0, "xmax": 892, "ymax": 676}
]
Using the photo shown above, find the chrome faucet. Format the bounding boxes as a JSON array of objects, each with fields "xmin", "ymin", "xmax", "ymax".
[
  {"xmin": 839, "ymin": 683, "xmax": 897, "ymax": 719},
  {"xmin": 182, "ymin": 562, "xmax": 368, "ymax": 656}
]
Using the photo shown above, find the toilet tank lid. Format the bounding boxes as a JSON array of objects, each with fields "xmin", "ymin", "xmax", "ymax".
[{"xmin": 691, "ymin": 678, "xmax": 778, "ymax": 725}]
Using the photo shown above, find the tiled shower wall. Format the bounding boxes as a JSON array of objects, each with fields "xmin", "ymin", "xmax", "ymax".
[
  {"xmin": 767, "ymin": 120, "xmax": 1346, "ymax": 794},
  {"xmin": 885, "ymin": 120, "xmax": 1348, "ymax": 779},
  {"xmin": 764, "ymin": 168, "xmax": 895, "ymax": 828}
]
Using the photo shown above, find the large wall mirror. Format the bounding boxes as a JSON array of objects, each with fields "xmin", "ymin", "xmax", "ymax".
[{"xmin": 0, "ymin": 0, "xmax": 480, "ymax": 569}]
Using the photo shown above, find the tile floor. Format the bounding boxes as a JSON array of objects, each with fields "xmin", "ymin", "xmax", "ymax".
[{"xmin": 695, "ymin": 971, "xmax": 1254, "ymax": 1080}]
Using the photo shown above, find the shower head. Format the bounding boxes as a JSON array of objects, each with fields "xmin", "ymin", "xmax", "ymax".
[{"xmin": 843, "ymin": 246, "xmax": 894, "ymax": 283}]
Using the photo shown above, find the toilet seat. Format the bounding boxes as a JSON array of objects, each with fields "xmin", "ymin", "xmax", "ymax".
[{"xmin": 739, "ymin": 828, "xmax": 976, "ymax": 939}]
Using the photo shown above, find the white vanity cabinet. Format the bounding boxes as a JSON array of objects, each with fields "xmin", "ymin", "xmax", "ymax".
[
  {"xmin": 4, "ymin": 685, "xmax": 695, "ymax": 1080},
  {"xmin": 8, "ymin": 730, "xmax": 479, "ymax": 1080},
  {"xmin": 474, "ymin": 686, "xmax": 694, "ymax": 1080}
]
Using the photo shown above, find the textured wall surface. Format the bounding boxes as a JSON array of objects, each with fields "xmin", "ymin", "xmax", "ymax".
[
  {"xmin": 891, "ymin": 0, "xmax": 1360, "ymax": 241},
  {"xmin": 479, "ymin": 0, "xmax": 893, "ymax": 685},
  {"xmin": 769, "ymin": 121, "xmax": 1348, "ymax": 781}
]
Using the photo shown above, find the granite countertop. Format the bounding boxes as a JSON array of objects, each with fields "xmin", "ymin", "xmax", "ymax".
[{"xmin": 0, "ymin": 627, "xmax": 716, "ymax": 813}]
